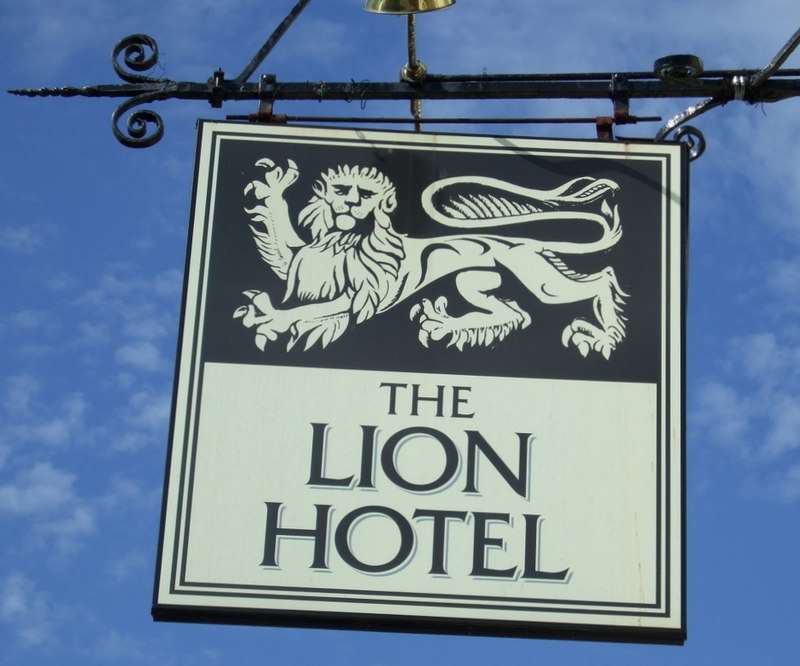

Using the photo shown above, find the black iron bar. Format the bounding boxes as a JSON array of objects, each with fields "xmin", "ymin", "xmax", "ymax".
[
  {"xmin": 424, "ymin": 68, "xmax": 800, "ymax": 83},
  {"xmin": 14, "ymin": 76, "xmax": 799, "ymax": 103}
]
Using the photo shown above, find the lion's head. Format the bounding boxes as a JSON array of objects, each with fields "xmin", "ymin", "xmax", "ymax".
[{"xmin": 298, "ymin": 165, "xmax": 397, "ymax": 238}]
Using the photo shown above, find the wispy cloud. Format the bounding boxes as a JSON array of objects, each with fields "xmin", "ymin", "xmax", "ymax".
[
  {"xmin": 0, "ymin": 572, "xmax": 54, "ymax": 647},
  {"xmin": 123, "ymin": 390, "xmax": 171, "ymax": 432},
  {"xmin": 98, "ymin": 475, "xmax": 160, "ymax": 511},
  {"xmin": 773, "ymin": 464, "xmax": 800, "ymax": 502},
  {"xmin": 0, "ymin": 462, "xmax": 75, "ymax": 515},
  {"xmin": 115, "ymin": 340, "xmax": 167, "ymax": 373},
  {"xmin": 107, "ymin": 551, "xmax": 148, "ymax": 583},
  {"xmin": 88, "ymin": 628, "xmax": 147, "ymax": 662},
  {"xmin": 769, "ymin": 258, "xmax": 800, "ymax": 309},
  {"xmin": 3, "ymin": 375, "xmax": 40, "ymax": 415},
  {"xmin": 0, "ymin": 225, "xmax": 42, "ymax": 252},
  {"xmin": 32, "ymin": 504, "xmax": 96, "ymax": 558},
  {"xmin": 26, "ymin": 393, "xmax": 88, "ymax": 448},
  {"xmin": 693, "ymin": 330, "xmax": 800, "ymax": 500}
]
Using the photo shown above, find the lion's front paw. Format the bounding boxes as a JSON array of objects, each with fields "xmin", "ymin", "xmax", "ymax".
[
  {"xmin": 561, "ymin": 319, "xmax": 623, "ymax": 360},
  {"xmin": 410, "ymin": 297, "xmax": 456, "ymax": 348},
  {"xmin": 233, "ymin": 290, "xmax": 292, "ymax": 350},
  {"xmin": 244, "ymin": 158, "xmax": 299, "ymax": 201}
]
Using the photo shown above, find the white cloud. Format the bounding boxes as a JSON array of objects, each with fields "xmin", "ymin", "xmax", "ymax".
[
  {"xmin": 720, "ymin": 104, "xmax": 800, "ymax": 238},
  {"xmin": 769, "ymin": 258, "xmax": 800, "ymax": 306},
  {"xmin": 74, "ymin": 268, "xmax": 180, "ymax": 375},
  {"xmin": 6, "ymin": 309, "xmax": 49, "ymax": 329},
  {"xmin": 775, "ymin": 464, "xmax": 800, "ymax": 502},
  {"xmin": 76, "ymin": 267, "xmax": 180, "ymax": 309},
  {"xmin": 692, "ymin": 381, "xmax": 751, "ymax": 457},
  {"xmin": 694, "ymin": 328, "xmax": 800, "ymax": 499},
  {"xmin": 123, "ymin": 317, "xmax": 169, "ymax": 341},
  {"xmin": 0, "ymin": 225, "xmax": 41, "ymax": 252},
  {"xmin": 14, "ymin": 344, "xmax": 54, "ymax": 359},
  {"xmin": 108, "ymin": 551, "xmax": 148, "ymax": 582},
  {"xmin": 45, "ymin": 272, "xmax": 79, "ymax": 291},
  {"xmin": 77, "ymin": 321, "xmax": 110, "ymax": 345},
  {"xmin": 29, "ymin": 393, "xmax": 88, "ymax": 447},
  {"xmin": 3, "ymin": 374, "xmax": 40, "ymax": 414},
  {"xmin": 762, "ymin": 394, "xmax": 800, "ymax": 460},
  {"xmin": 33, "ymin": 504, "xmax": 96, "ymax": 558},
  {"xmin": 89, "ymin": 628, "xmax": 147, "ymax": 662},
  {"xmin": 109, "ymin": 389, "xmax": 171, "ymax": 451},
  {"xmin": 98, "ymin": 475, "xmax": 160, "ymax": 510},
  {"xmin": 4, "ymin": 0, "xmax": 116, "ymax": 78},
  {"xmin": 0, "ymin": 462, "xmax": 75, "ymax": 515},
  {"xmin": 109, "ymin": 430, "xmax": 152, "ymax": 453},
  {"xmin": 0, "ymin": 572, "xmax": 53, "ymax": 647},
  {"xmin": 730, "ymin": 333, "xmax": 784, "ymax": 383},
  {"xmin": 115, "ymin": 340, "xmax": 167, "ymax": 372},
  {"xmin": 151, "ymin": 268, "xmax": 183, "ymax": 298},
  {"xmin": 124, "ymin": 390, "xmax": 171, "ymax": 431}
]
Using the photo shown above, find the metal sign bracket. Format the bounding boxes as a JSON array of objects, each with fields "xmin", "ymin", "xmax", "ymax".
[{"xmin": 8, "ymin": 0, "xmax": 800, "ymax": 158}]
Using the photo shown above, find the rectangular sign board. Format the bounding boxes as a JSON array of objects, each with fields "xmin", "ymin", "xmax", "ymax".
[{"xmin": 154, "ymin": 122, "xmax": 686, "ymax": 644}]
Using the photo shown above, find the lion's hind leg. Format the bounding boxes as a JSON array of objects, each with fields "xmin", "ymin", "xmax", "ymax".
[
  {"xmin": 410, "ymin": 270, "xmax": 531, "ymax": 350},
  {"xmin": 557, "ymin": 265, "xmax": 628, "ymax": 359},
  {"xmin": 500, "ymin": 247, "xmax": 628, "ymax": 359}
]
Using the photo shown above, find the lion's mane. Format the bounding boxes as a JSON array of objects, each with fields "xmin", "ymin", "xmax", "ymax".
[{"xmin": 288, "ymin": 166, "xmax": 405, "ymax": 322}]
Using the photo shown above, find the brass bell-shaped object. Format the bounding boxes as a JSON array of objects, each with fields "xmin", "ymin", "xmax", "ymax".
[{"xmin": 364, "ymin": 0, "xmax": 455, "ymax": 14}]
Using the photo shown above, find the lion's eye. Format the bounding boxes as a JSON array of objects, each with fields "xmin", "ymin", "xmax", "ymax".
[
  {"xmin": 333, "ymin": 185, "xmax": 351, "ymax": 196},
  {"xmin": 358, "ymin": 188, "xmax": 376, "ymax": 200}
]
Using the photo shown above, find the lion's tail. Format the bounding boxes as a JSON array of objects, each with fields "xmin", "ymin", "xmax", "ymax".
[
  {"xmin": 540, "ymin": 203, "xmax": 622, "ymax": 254},
  {"xmin": 421, "ymin": 175, "xmax": 622, "ymax": 254}
]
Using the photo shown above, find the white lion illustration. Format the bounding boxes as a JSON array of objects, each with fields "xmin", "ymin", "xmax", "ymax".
[{"xmin": 233, "ymin": 158, "xmax": 628, "ymax": 358}]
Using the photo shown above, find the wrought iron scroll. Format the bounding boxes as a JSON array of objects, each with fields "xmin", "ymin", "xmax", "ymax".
[{"xmin": 110, "ymin": 35, "xmax": 170, "ymax": 147}]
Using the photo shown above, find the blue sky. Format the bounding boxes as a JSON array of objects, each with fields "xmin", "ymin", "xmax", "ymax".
[{"xmin": 1, "ymin": 0, "xmax": 799, "ymax": 664}]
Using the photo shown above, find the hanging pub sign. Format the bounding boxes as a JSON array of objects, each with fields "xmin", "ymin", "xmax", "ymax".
[{"xmin": 153, "ymin": 122, "xmax": 686, "ymax": 644}]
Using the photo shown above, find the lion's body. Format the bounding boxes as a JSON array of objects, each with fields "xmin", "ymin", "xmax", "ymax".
[{"xmin": 235, "ymin": 159, "xmax": 628, "ymax": 357}]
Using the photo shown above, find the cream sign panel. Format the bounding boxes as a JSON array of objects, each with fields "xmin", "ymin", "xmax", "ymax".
[{"xmin": 154, "ymin": 123, "xmax": 685, "ymax": 644}]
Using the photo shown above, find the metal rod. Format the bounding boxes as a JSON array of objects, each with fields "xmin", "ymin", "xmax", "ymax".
[
  {"xmin": 749, "ymin": 27, "xmax": 800, "ymax": 88},
  {"xmin": 425, "ymin": 69, "xmax": 800, "ymax": 83},
  {"xmin": 12, "ymin": 76, "xmax": 800, "ymax": 103},
  {"xmin": 234, "ymin": 0, "xmax": 314, "ymax": 84},
  {"xmin": 655, "ymin": 97, "xmax": 726, "ymax": 141},
  {"xmin": 227, "ymin": 114, "xmax": 662, "ymax": 125},
  {"xmin": 408, "ymin": 14, "xmax": 423, "ymax": 132},
  {"xmin": 407, "ymin": 13, "xmax": 418, "ymax": 76}
]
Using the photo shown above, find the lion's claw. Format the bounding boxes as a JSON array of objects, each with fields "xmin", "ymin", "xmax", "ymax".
[
  {"xmin": 234, "ymin": 290, "xmax": 293, "ymax": 350},
  {"xmin": 245, "ymin": 159, "xmax": 299, "ymax": 200},
  {"xmin": 412, "ymin": 297, "xmax": 456, "ymax": 346},
  {"xmin": 562, "ymin": 319, "xmax": 618, "ymax": 360}
]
